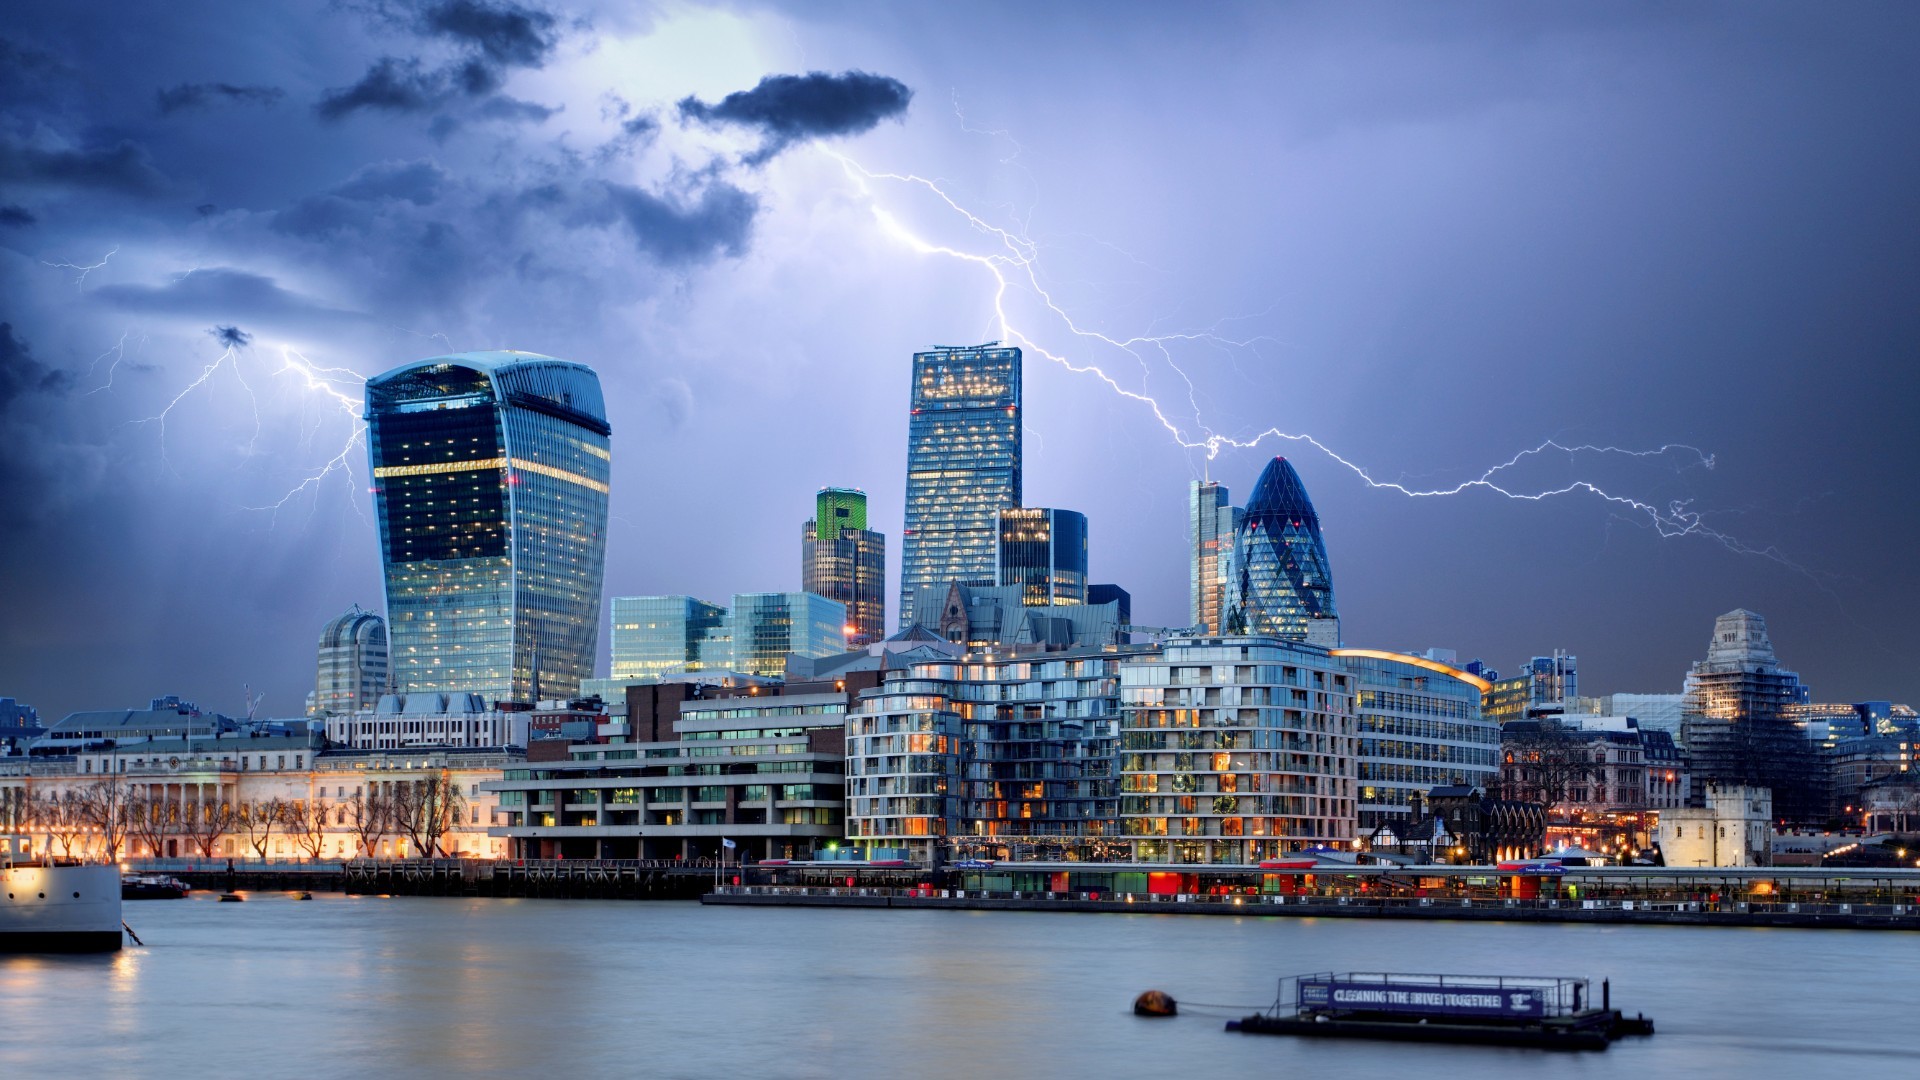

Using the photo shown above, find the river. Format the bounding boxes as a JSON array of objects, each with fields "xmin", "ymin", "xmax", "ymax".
[{"xmin": 2, "ymin": 893, "xmax": 1909, "ymax": 1077}]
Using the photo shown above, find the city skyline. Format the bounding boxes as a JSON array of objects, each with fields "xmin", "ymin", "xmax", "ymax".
[{"xmin": 5, "ymin": 4, "xmax": 1919, "ymax": 718}]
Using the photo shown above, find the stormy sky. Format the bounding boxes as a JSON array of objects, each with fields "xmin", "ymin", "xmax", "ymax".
[{"xmin": 2, "ymin": 2, "xmax": 1917, "ymax": 719}]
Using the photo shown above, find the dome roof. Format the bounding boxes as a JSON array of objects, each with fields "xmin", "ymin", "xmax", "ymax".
[{"xmin": 320, "ymin": 605, "xmax": 386, "ymax": 649}]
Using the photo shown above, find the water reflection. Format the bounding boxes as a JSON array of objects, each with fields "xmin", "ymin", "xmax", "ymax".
[{"xmin": 3, "ymin": 894, "xmax": 1913, "ymax": 1078}]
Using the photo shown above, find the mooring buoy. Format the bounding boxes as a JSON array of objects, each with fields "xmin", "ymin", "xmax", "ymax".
[{"xmin": 1134, "ymin": 990, "xmax": 1178, "ymax": 1017}]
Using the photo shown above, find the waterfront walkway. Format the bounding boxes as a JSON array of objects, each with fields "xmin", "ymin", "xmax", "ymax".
[{"xmin": 703, "ymin": 884, "xmax": 1920, "ymax": 929}]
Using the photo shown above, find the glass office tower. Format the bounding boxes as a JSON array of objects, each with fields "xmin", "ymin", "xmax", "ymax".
[
  {"xmin": 997, "ymin": 507, "xmax": 1087, "ymax": 605},
  {"xmin": 1231, "ymin": 456, "xmax": 1337, "ymax": 641},
  {"xmin": 802, "ymin": 487, "xmax": 887, "ymax": 646},
  {"xmin": 366, "ymin": 351, "xmax": 611, "ymax": 706},
  {"xmin": 608, "ymin": 595, "xmax": 729, "ymax": 680},
  {"xmin": 899, "ymin": 344, "xmax": 1022, "ymax": 629},
  {"xmin": 730, "ymin": 592, "xmax": 848, "ymax": 679},
  {"xmin": 1189, "ymin": 479, "xmax": 1241, "ymax": 634}
]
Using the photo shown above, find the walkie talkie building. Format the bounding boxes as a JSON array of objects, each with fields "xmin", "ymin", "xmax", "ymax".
[
  {"xmin": 899, "ymin": 343, "xmax": 1022, "ymax": 630},
  {"xmin": 365, "ymin": 351, "xmax": 611, "ymax": 706}
]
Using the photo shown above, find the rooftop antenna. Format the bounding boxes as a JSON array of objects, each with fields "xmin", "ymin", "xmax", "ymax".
[{"xmin": 243, "ymin": 684, "xmax": 264, "ymax": 723}]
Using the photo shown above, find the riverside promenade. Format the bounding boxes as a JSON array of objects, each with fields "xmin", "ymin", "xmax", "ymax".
[{"xmin": 704, "ymin": 861, "xmax": 1920, "ymax": 930}]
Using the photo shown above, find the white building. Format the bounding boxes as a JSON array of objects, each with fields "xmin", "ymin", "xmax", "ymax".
[
  {"xmin": 1657, "ymin": 782, "xmax": 1773, "ymax": 867},
  {"xmin": 326, "ymin": 693, "xmax": 528, "ymax": 750},
  {"xmin": 0, "ymin": 740, "xmax": 514, "ymax": 861}
]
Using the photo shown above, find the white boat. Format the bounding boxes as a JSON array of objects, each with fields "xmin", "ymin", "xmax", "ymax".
[{"xmin": 2, "ymin": 834, "xmax": 124, "ymax": 953}]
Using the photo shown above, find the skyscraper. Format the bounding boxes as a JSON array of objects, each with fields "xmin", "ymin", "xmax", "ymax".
[
  {"xmin": 802, "ymin": 487, "xmax": 887, "ymax": 646},
  {"xmin": 1230, "ymin": 456, "xmax": 1339, "ymax": 644},
  {"xmin": 366, "ymin": 351, "xmax": 611, "ymax": 706},
  {"xmin": 1189, "ymin": 479, "xmax": 1241, "ymax": 634},
  {"xmin": 1681, "ymin": 608, "xmax": 1819, "ymax": 824},
  {"xmin": 997, "ymin": 507, "xmax": 1087, "ymax": 606},
  {"xmin": 310, "ymin": 604, "xmax": 390, "ymax": 717},
  {"xmin": 899, "ymin": 343, "xmax": 1022, "ymax": 629}
]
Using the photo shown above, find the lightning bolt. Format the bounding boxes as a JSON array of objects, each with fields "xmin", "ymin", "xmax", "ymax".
[
  {"xmin": 243, "ymin": 348, "xmax": 370, "ymax": 523},
  {"xmin": 108, "ymin": 327, "xmax": 369, "ymax": 527},
  {"xmin": 823, "ymin": 146, "xmax": 1816, "ymax": 577},
  {"xmin": 42, "ymin": 246, "xmax": 119, "ymax": 288},
  {"xmin": 128, "ymin": 339, "xmax": 249, "ymax": 475}
]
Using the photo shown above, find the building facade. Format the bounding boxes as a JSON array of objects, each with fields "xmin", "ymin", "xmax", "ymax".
[
  {"xmin": 729, "ymin": 592, "xmax": 848, "ymax": 679},
  {"xmin": 1657, "ymin": 782, "xmax": 1773, "ymax": 867},
  {"xmin": 311, "ymin": 605, "xmax": 390, "ymax": 717},
  {"xmin": 899, "ymin": 344, "xmax": 1022, "ymax": 629},
  {"xmin": 1118, "ymin": 637, "xmax": 1358, "ymax": 862},
  {"xmin": 324, "ymin": 692, "xmax": 529, "ymax": 750},
  {"xmin": 1188, "ymin": 479, "xmax": 1241, "ymax": 636},
  {"xmin": 1, "ymin": 741, "xmax": 515, "ymax": 861},
  {"xmin": 997, "ymin": 507, "xmax": 1088, "ymax": 606},
  {"xmin": 366, "ymin": 351, "xmax": 611, "ymax": 706},
  {"xmin": 1230, "ymin": 457, "xmax": 1339, "ymax": 645},
  {"xmin": 1680, "ymin": 609, "xmax": 1818, "ymax": 824},
  {"xmin": 845, "ymin": 648, "xmax": 1130, "ymax": 861},
  {"xmin": 801, "ymin": 487, "xmax": 887, "ymax": 646},
  {"xmin": 1334, "ymin": 649, "xmax": 1499, "ymax": 831},
  {"xmin": 1525, "ymin": 654, "xmax": 1578, "ymax": 705},
  {"xmin": 486, "ymin": 683, "xmax": 861, "ymax": 861},
  {"xmin": 607, "ymin": 595, "xmax": 730, "ymax": 682}
]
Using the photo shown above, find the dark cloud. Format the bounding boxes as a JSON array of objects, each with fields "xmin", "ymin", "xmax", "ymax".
[
  {"xmin": 317, "ymin": 57, "xmax": 442, "ymax": 120},
  {"xmin": 0, "ymin": 36, "xmax": 65, "ymax": 95},
  {"xmin": 96, "ymin": 268, "xmax": 359, "ymax": 324},
  {"xmin": 156, "ymin": 82, "xmax": 287, "ymax": 115},
  {"xmin": 0, "ymin": 135, "xmax": 166, "ymax": 195},
  {"xmin": 474, "ymin": 95, "xmax": 561, "ymax": 123},
  {"xmin": 210, "ymin": 325, "xmax": 253, "ymax": 349},
  {"xmin": 319, "ymin": 1, "xmax": 561, "ymax": 122},
  {"xmin": 0, "ymin": 204, "xmax": 35, "ymax": 227},
  {"xmin": 603, "ymin": 181, "xmax": 757, "ymax": 265},
  {"xmin": 419, "ymin": 0, "xmax": 557, "ymax": 67},
  {"xmin": 333, "ymin": 159, "xmax": 448, "ymax": 204},
  {"xmin": 678, "ymin": 70, "xmax": 912, "ymax": 165},
  {"xmin": 0, "ymin": 323, "xmax": 74, "ymax": 410}
]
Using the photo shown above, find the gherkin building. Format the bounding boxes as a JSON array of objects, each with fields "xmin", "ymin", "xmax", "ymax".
[{"xmin": 1229, "ymin": 456, "xmax": 1337, "ymax": 640}]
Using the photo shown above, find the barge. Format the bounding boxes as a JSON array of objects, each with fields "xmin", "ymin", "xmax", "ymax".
[{"xmin": 1226, "ymin": 972, "xmax": 1654, "ymax": 1051}]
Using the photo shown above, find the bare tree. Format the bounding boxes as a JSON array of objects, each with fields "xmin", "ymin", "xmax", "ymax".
[
  {"xmin": 74, "ymin": 775, "xmax": 134, "ymax": 860},
  {"xmin": 181, "ymin": 796, "xmax": 237, "ymax": 859},
  {"xmin": 128, "ymin": 790, "xmax": 179, "ymax": 859},
  {"xmin": 394, "ymin": 775, "xmax": 465, "ymax": 858},
  {"xmin": 284, "ymin": 798, "xmax": 331, "ymax": 860},
  {"xmin": 346, "ymin": 788, "xmax": 394, "ymax": 858},
  {"xmin": 45, "ymin": 791, "xmax": 89, "ymax": 858},
  {"xmin": 239, "ymin": 797, "xmax": 289, "ymax": 860},
  {"xmin": 1497, "ymin": 719, "xmax": 1599, "ymax": 821}
]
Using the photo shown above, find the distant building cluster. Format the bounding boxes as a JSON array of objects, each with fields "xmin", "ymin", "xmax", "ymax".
[{"xmin": 7, "ymin": 344, "xmax": 1915, "ymax": 873}]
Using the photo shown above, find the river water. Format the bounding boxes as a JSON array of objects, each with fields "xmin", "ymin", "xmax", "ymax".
[{"xmin": 2, "ymin": 893, "xmax": 1909, "ymax": 1077}]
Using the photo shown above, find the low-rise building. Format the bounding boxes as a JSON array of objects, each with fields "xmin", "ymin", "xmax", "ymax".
[
  {"xmin": 0, "ymin": 737, "xmax": 515, "ymax": 860},
  {"xmin": 1657, "ymin": 782, "xmax": 1773, "ymax": 867},
  {"xmin": 484, "ymin": 677, "xmax": 870, "ymax": 861},
  {"xmin": 325, "ymin": 692, "xmax": 528, "ymax": 750}
]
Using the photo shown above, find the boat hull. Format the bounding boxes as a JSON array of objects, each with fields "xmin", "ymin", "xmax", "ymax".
[
  {"xmin": 1229, "ymin": 1012, "xmax": 1617, "ymax": 1052},
  {"xmin": 3, "ymin": 863, "xmax": 125, "ymax": 953}
]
